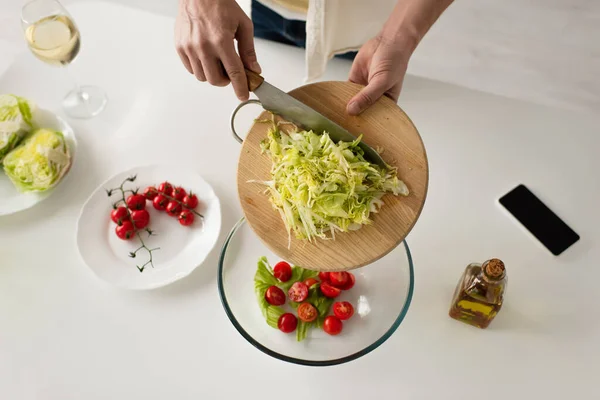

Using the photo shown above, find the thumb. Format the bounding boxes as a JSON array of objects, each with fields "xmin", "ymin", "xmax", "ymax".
[
  {"xmin": 236, "ymin": 18, "xmax": 261, "ymax": 73},
  {"xmin": 347, "ymin": 76, "xmax": 388, "ymax": 116}
]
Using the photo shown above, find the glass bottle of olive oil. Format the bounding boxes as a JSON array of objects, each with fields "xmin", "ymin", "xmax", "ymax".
[{"xmin": 449, "ymin": 258, "xmax": 507, "ymax": 329}]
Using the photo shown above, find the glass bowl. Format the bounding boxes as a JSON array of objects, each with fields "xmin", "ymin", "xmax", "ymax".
[{"xmin": 217, "ymin": 218, "xmax": 414, "ymax": 366}]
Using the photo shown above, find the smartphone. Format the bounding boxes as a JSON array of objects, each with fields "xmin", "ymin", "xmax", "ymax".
[{"xmin": 499, "ymin": 184, "xmax": 580, "ymax": 255}]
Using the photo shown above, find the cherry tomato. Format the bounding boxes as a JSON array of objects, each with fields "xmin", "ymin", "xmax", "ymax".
[
  {"xmin": 319, "ymin": 272, "xmax": 330, "ymax": 283},
  {"xmin": 178, "ymin": 209, "xmax": 195, "ymax": 226},
  {"xmin": 329, "ymin": 271, "xmax": 349, "ymax": 288},
  {"xmin": 265, "ymin": 286, "xmax": 286, "ymax": 306},
  {"xmin": 157, "ymin": 182, "xmax": 173, "ymax": 196},
  {"xmin": 323, "ymin": 316, "xmax": 343, "ymax": 335},
  {"xmin": 182, "ymin": 193, "xmax": 199, "ymax": 209},
  {"xmin": 143, "ymin": 186, "xmax": 158, "ymax": 200},
  {"xmin": 131, "ymin": 209, "xmax": 150, "ymax": 230},
  {"xmin": 173, "ymin": 186, "xmax": 186, "ymax": 201},
  {"xmin": 115, "ymin": 220, "xmax": 135, "ymax": 240},
  {"xmin": 152, "ymin": 194, "xmax": 168, "ymax": 211},
  {"xmin": 126, "ymin": 194, "xmax": 146, "ymax": 211},
  {"xmin": 278, "ymin": 313, "xmax": 298, "ymax": 333},
  {"xmin": 333, "ymin": 301, "xmax": 355, "ymax": 320},
  {"xmin": 320, "ymin": 282, "xmax": 341, "ymax": 298},
  {"xmin": 110, "ymin": 206, "xmax": 129, "ymax": 225},
  {"xmin": 339, "ymin": 272, "xmax": 356, "ymax": 290},
  {"xmin": 297, "ymin": 303, "xmax": 318, "ymax": 323},
  {"xmin": 166, "ymin": 201, "xmax": 182, "ymax": 217},
  {"xmin": 288, "ymin": 282, "xmax": 309, "ymax": 303},
  {"xmin": 273, "ymin": 261, "xmax": 292, "ymax": 282},
  {"xmin": 304, "ymin": 278, "xmax": 319, "ymax": 288}
]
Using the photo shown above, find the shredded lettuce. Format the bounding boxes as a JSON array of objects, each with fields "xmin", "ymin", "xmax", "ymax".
[
  {"xmin": 251, "ymin": 124, "xmax": 409, "ymax": 245},
  {"xmin": 0, "ymin": 94, "xmax": 35, "ymax": 162},
  {"xmin": 3, "ymin": 128, "xmax": 71, "ymax": 192}
]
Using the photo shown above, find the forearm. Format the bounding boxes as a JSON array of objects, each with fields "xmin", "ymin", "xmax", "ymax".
[{"xmin": 380, "ymin": 0, "xmax": 454, "ymax": 53}]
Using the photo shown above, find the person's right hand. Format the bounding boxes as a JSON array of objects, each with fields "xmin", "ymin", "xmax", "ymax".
[{"xmin": 175, "ymin": 0, "xmax": 261, "ymax": 101}]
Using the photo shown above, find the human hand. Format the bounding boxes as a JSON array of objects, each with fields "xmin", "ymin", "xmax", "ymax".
[
  {"xmin": 346, "ymin": 36, "xmax": 410, "ymax": 116},
  {"xmin": 175, "ymin": 0, "xmax": 261, "ymax": 101}
]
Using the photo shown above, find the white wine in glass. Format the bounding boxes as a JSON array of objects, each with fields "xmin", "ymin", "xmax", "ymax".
[{"xmin": 22, "ymin": 0, "xmax": 107, "ymax": 119}]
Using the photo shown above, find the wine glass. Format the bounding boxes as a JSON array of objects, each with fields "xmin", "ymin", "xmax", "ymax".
[{"xmin": 21, "ymin": 0, "xmax": 107, "ymax": 119}]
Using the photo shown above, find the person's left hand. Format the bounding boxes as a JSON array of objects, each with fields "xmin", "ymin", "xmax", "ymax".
[{"xmin": 346, "ymin": 36, "xmax": 411, "ymax": 116}]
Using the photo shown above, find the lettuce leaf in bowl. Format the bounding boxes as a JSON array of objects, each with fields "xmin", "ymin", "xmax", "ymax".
[
  {"xmin": 3, "ymin": 128, "xmax": 71, "ymax": 192},
  {"xmin": 0, "ymin": 94, "xmax": 35, "ymax": 162}
]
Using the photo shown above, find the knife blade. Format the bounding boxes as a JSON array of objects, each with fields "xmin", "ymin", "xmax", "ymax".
[{"xmin": 245, "ymin": 70, "xmax": 386, "ymax": 168}]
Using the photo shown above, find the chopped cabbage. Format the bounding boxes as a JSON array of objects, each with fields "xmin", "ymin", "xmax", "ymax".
[
  {"xmin": 0, "ymin": 94, "xmax": 35, "ymax": 162},
  {"xmin": 3, "ymin": 128, "xmax": 71, "ymax": 193},
  {"xmin": 252, "ymin": 124, "xmax": 409, "ymax": 245}
]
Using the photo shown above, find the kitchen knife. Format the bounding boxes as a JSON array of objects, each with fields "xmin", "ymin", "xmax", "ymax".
[{"xmin": 245, "ymin": 69, "xmax": 387, "ymax": 168}]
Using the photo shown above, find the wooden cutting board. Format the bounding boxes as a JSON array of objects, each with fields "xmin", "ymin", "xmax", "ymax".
[{"xmin": 237, "ymin": 81, "xmax": 428, "ymax": 272}]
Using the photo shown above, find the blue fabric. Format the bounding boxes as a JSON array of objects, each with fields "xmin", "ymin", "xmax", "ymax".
[{"xmin": 251, "ymin": 0, "xmax": 357, "ymax": 60}]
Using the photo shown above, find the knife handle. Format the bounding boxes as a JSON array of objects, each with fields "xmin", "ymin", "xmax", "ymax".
[{"xmin": 245, "ymin": 69, "xmax": 264, "ymax": 92}]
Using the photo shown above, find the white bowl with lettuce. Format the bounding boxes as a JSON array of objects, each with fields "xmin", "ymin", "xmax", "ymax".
[{"xmin": 0, "ymin": 94, "xmax": 76, "ymax": 216}]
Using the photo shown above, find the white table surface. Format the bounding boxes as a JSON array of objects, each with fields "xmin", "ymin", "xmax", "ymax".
[{"xmin": 1, "ymin": 1, "xmax": 599, "ymax": 399}]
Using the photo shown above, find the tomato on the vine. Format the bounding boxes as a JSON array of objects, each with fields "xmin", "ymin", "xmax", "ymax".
[
  {"xmin": 110, "ymin": 206, "xmax": 129, "ymax": 225},
  {"xmin": 288, "ymin": 282, "xmax": 309, "ymax": 302},
  {"xmin": 157, "ymin": 182, "xmax": 173, "ymax": 196},
  {"xmin": 143, "ymin": 186, "xmax": 158, "ymax": 200},
  {"xmin": 297, "ymin": 303, "xmax": 318, "ymax": 322},
  {"xmin": 329, "ymin": 272, "xmax": 349, "ymax": 288},
  {"xmin": 126, "ymin": 194, "xmax": 146, "ymax": 211},
  {"xmin": 166, "ymin": 201, "xmax": 182, "ymax": 217},
  {"xmin": 278, "ymin": 313, "xmax": 298, "ymax": 333},
  {"xmin": 323, "ymin": 316, "xmax": 343, "ymax": 335},
  {"xmin": 339, "ymin": 272, "xmax": 355, "ymax": 290},
  {"xmin": 265, "ymin": 286, "xmax": 286, "ymax": 306},
  {"xmin": 178, "ymin": 209, "xmax": 195, "ymax": 226},
  {"xmin": 131, "ymin": 209, "xmax": 150, "ymax": 230},
  {"xmin": 115, "ymin": 220, "xmax": 135, "ymax": 240},
  {"xmin": 304, "ymin": 278, "xmax": 319, "ymax": 288},
  {"xmin": 320, "ymin": 282, "xmax": 341, "ymax": 298},
  {"xmin": 273, "ymin": 261, "xmax": 292, "ymax": 282},
  {"xmin": 319, "ymin": 272, "xmax": 330, "ymax": 283},
  {"xmin": 173, "ymin": 187, "xmax": 186, "ymax": 201},
  {"xmin": 182, "ymin": 193, "xmax": 198, "ymax": 209},
  {"xmin": 152, "ymin": 194, "xmax": 168, "ymax": 211},
  {"xmin": 333, "ymin": 301, "xmax": 354, "ymax": 320}
]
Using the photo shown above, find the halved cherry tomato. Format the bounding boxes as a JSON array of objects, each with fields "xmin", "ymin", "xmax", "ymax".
[
  {"xmin": 173, "ymin": 187, "xmax": 186, "ymax": 201},
  {"xmin": 318, "ymin": 272, "xmax": 330, "ymax": 283},
  {"xmin": 304, "ymin": 278, "xmax": 319, "ymax": 288},
  {"xmin": 182, "ymin": 193, "xmax": 199, "ymax": 209},
  {"xmin": 333, "ymin": 301, "xmax": 354, "ymax": 320},
  {"xmin": 323, "ymin": 316, "xmax": 343, "ymax": 335},
  {"xmin": 143, "ymin": 186, "xmax": 158, "ymax": 200},
  {"xmin": 278, "ymin": 313, "xmax": 298, "ymax": 333},
  {"xmin": 265, "ymin": 286, "xmax": 286, "ymax": 306},
  {"xmin": 110, "ymin": 206, "xmax": 129, "ymax": 225},
  {"xmin": 152, "ymin": 194, "xmax": 168, "ymax": 211},
  {"xmin": 115, "ymin": 220, "xmax": 135, "ymax": 240},
  {"xmin": 131, "ymin": 209, "xmax": 150, "ymax": 230},
  {"xmin": 297, "ymin": 303, "xmax": 318, "ymax": 322},
  {"xmin": 288, "ymin": 282, "xmax": 309, "ymax": 302},
  {"xmin": 178, "ymin": 209, "xmax": 195, "ymax": 226},
  {"xmin": 339, "ymin": 272, "xmax": 356, "ymax": 290},
  {"xmin": 166, "ymin": 201, "xmax": 182, "ymax": 217},
  {"xmin": 273, "ymin": 261, "xmax": 292, "ymax": 282},
  {"xmin": 157, "ymin": 182, "xmax": 173, "ymax": 196},
  {"xmin": 320, "ymin": 282, "xmax": 341, "ymax": 298},
  {"xmin": 329, "ymin": 271, "xmax": 349, "ymax": 288},
  {"xmin": 126, "ymin": 194, "xmax": 146, "ymax": 211}
]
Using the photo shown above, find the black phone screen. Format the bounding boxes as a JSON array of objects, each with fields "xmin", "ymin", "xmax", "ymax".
[{"xmin": 499, "ymin": 184, "xmax": 579, "ymax": 255}]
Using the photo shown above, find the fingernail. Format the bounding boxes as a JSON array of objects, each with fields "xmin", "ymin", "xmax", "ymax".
[{"xmin": 347, "ymin": 102, "xmax": 360, "ymax": 115}]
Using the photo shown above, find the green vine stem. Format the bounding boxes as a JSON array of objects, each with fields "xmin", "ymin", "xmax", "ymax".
[
  {"xmin": 106, "ymin": 175, "xmax": 159, "ymax": 273},
  {"xmin": 155, "ymin": 190, "xmax": 204, "ymax": 220}
]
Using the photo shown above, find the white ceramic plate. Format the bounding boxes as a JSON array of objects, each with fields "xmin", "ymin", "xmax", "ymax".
[
  {"xmin": 0, "ymin": 109, "xmax": 77, "ymax": 216},
  {"xmin": 77, "ymin": 165, "xmax": 221, "ymax": 290}
]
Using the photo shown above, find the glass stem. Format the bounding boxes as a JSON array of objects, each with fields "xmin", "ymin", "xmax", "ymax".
[{"xmin": 64, "ymin": 64, "xmax": 86, "ymax": 103}]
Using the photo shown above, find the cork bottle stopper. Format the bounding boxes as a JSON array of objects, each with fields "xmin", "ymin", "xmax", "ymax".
[{"xmin": 484, "ymin": 258, "xmax": 505, "ymax": 279}]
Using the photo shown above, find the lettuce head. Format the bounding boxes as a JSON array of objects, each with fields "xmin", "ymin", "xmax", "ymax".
[{"xmin": 0, "ymin": 94, "xmax": 35, "ymax": 162}]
